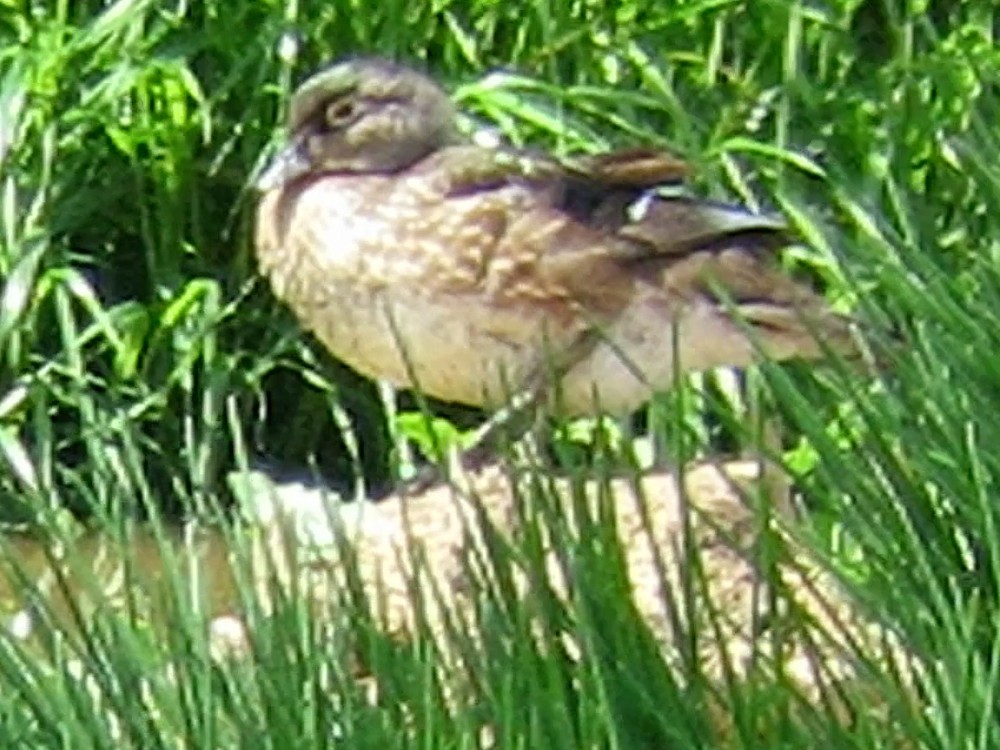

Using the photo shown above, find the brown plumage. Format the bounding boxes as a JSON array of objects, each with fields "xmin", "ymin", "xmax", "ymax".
[{"xmin": 255, "ymin": 57, "xmax": 858, "ymax": 416}]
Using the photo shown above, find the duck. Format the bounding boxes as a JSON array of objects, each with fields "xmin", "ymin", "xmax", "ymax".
[{"xmin": 254, "ymin": 57, "xmax": 858, "ymax": 418}]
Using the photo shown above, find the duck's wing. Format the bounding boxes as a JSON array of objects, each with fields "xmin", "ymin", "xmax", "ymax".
[
  {"xmin": 544, "ymin": 148, "xmax": 860, "ymax": 359},
  {"xmin": 431, "ymin": 144, "xmax": 794, "ymax": 264},
  {"xmin": 410, "ymin": 144, "xmax": 858, "ymax": 359}
]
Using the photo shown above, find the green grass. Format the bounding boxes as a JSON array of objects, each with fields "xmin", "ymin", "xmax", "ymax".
[{"xmin": 2, "ymin": 0, "xmax": 1000, "ymax": 747}]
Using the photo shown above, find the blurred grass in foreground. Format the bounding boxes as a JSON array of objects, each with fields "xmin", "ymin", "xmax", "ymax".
[{"xmin": 1, "ymin": 0, "xmax": 1000, "ymax": 747}]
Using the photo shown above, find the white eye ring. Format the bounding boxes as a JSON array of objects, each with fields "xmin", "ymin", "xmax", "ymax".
[{"xmin": 325, "ymin": 98, "xmax": 358, "ymax": 128}]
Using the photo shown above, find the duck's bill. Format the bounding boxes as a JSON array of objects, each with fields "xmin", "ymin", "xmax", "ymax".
[{"xmin": 254, "ymin": 141, "xmax": 312, "ymax": 192}]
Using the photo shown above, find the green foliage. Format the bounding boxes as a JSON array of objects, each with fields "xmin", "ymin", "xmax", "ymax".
[
  {"xmin": 1, "ymin": 0, "xmax": 996, "ymax": 503},
  {"xmin": 2, "ymin": 0, "xmax": 1000, "ymax": 747}
]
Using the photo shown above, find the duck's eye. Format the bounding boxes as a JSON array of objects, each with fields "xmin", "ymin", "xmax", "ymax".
[{"xmin": 325, "ymin": 98, "xmax": 358, "ymax": 128}]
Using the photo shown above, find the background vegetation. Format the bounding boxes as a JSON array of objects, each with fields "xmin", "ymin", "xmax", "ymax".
[{"xmin": 1, "ymin": 0, "xmax": 1000, "ymax": 747}]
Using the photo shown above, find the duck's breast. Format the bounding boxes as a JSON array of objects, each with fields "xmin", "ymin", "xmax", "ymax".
[{"xmin": 255, "ymin": 173, "xmax": 583, "ymax": 406}]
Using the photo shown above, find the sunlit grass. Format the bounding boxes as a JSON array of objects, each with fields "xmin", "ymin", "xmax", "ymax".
[{"xmin": 1, "ymin": 0, "xmax": 999, "ymax": 747}]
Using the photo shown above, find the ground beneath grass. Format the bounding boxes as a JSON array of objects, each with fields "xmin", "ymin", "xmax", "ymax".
[{"xmin": 2, "ymin": 459, "xmax": 908, "ymax": 731}]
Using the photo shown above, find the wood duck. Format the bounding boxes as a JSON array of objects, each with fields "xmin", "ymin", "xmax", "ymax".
[{"xmin": 255, "ymin": 57, "xmax": 858, "ymax": 417}]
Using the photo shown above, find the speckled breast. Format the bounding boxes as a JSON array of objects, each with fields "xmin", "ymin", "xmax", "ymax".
[{"xmin": 254, "ymin": 168, "xmax": 576, "ymax": 409}]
